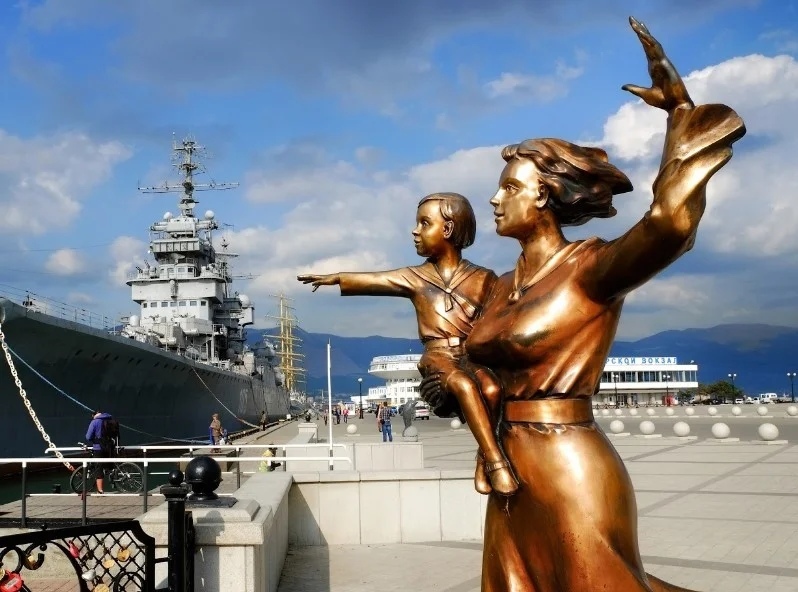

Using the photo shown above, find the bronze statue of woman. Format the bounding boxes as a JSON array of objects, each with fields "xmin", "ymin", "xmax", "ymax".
[{"xmin": 421, "ymin": 18, "xmax": 745, "ymax": 592}]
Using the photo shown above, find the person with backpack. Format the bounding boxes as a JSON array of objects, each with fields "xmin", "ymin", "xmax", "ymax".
[{"xmin": 85, "ymin": 410, "xmax": 119, "ymax": 494}]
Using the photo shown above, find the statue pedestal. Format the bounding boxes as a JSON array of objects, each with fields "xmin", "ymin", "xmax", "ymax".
[{"xmin": 402, "ymin": 435, "xmax": 419, "ymax": 442}]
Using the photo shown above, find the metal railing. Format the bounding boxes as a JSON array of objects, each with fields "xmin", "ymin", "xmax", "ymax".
[
  {"xmin": 1, "ymin": 443, "xmax": 351, "ymax": 525},
  {"xmin": 0, "ymin": 284, "xmax": 120, "ymax": 330}
]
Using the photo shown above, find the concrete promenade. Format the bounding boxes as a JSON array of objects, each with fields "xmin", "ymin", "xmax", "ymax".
[{"xmin": 279, "ymin": 409, "xmax": 798, "ymax": 592}]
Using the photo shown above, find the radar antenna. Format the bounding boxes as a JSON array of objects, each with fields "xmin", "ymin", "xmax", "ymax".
[{"xmin": 138, "ymin": 134, "xmax": 239, "ymax": 218}]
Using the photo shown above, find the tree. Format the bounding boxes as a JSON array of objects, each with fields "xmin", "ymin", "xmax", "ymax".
[{"xmin": 696, "ymin": 380, "xmax": 741, "ymax": 401}]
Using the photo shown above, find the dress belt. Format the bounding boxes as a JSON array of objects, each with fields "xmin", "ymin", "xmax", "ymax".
[
  {"xmin": 423, "ymin": 336, "xmax": 462, "ymax": 349},
  {"xmin": 504, "ymin": 398, "xmax": 594, "ymax": 424}
]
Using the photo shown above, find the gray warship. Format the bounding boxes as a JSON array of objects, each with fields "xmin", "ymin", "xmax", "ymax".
[{"xmin": 0, "ymin": 138, "xmax": 292, "ymax": 461}]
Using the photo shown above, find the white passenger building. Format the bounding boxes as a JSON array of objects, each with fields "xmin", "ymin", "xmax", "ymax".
[{"xmin": 367, "ymin": 354, "xmax": 698, "ymax": 408}]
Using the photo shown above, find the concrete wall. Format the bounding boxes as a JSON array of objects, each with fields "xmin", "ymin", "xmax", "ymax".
[
  {"xmin": 283, "ymin": 442, "xmax": 423, "ymax": 473},
  {"xmin": 288, "ymin": 469, "xmax": 487, "ymax": 545},
  {"xmin": 138, "ymin": 472, "xmax": 292, "ymax": 592}
]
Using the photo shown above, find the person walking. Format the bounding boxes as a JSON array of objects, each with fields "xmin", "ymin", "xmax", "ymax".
[
  {"xmin": 378, "ymin": 402, "xmax": 393, "ymax": 443},
  {"xmin": 259, "ymin": 410, "xmax": 267, "ymax": 431},
  {"xmin": 209, "ymin": 413, "xmax": 222, "ymax": 453},
  {"xmin": 343, "ymin": 407, "xmax": 349, "ymax": 423}
]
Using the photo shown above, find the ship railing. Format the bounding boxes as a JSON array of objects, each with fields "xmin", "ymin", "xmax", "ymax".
[
  {"xmin": 3, "ymin": 444, "xmax": 352, "ymax": 526},
  {"xmin": 0, "ymin": 285, "xmax": 119, "ymax": 330}
]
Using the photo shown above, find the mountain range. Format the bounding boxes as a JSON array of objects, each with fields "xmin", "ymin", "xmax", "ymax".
[{"xmin": 252, "ymin": 323, "xmax": 798, "ymax": 399}]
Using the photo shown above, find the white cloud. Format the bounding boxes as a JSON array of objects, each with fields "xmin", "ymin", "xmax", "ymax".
[
  {"xmin": 108, "ymin": 236, "xmax": 148, "ymax": 285},
  {"xmin": 483, "ymin": 58, "xmax": 585, "ymax": 104},
  {"xmin": 0, "ymin": 131, "xmax": 131, "ymax": 235},
  {"xmin": 598, "ymin": 54, "xmax": 798, "ymax": 258},
  {"xmin": 44, "ymin": 249, "xmax": 86, "ymax": 276}
]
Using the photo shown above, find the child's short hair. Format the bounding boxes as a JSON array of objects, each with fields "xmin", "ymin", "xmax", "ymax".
[{"xmin": 417, "ymin": 192, "xmax": 477, "ymax": 249}]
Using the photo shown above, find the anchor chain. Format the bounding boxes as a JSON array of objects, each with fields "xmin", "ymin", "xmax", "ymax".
[{"xmin": 0, "ymin": 319, "xmax": 74, "ymax": 472}]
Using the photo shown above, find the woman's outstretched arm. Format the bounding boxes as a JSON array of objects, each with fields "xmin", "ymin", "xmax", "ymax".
[{"xmin": 583, "ymin": 18, "xmax": 745, "ymax": 302}]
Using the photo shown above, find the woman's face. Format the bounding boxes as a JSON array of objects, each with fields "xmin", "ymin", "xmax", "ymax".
[{"xmin": 490, "ymin": 158, "xmax": 546, "ymax": 239}]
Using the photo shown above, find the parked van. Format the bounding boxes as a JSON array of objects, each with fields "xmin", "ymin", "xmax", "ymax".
[{"xmin": 759, "ymin": 393, "xmax": 778, "ymax": 404}]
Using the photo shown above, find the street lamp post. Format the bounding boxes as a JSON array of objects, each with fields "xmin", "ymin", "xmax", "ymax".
[
  {"xmin": 728, "ymin": 373, "xmax": 737, "ymax": 401},
  {"xmin": 358, "ymin": 377, "xmax": 364, "ymax": 419},
  {"xmin": 788, "ymin": 372, "xmax": 796, "ymax": 404},
  {"xmin": 612, "ymin": 373, "xmax": 619, "ymax": 407},
  {"xmin": 663, "ymin": 373, "xmax": 671, "ymax": 406}
]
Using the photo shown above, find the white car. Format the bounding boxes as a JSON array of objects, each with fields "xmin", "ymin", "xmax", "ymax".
[
  {"xmin": 414, "ymin": 402, "xmax": 431, "ymax": 420},
  {"xmin": 734, "ymin": 398, "xmax": 744, "ymax": 405}
]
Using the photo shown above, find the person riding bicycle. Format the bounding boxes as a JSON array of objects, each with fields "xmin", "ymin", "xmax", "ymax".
[{"xmin": 85, "ymin": 410, "xmax": 117, "ymax": 494}]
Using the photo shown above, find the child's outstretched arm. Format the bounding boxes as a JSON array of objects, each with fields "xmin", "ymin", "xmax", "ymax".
[{"xmin": 298, "ymin": 268, "xmax": 415, "ymax": 297}]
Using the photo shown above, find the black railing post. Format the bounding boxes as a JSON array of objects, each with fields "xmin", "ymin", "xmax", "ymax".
[
  {"xmin": 81, "ymin": 462, "xmax": 88, "ymax": 526},
  {"xmin": 160, "ymin": 469, "xmax": 192, "ymax": 592},
  {"xmin": 236, "ymin": 447, "xmax": 241, "ymax": 489},
  {"xmin": 20, "ymin": 461, "xmax": 27, "ymax": 528}
]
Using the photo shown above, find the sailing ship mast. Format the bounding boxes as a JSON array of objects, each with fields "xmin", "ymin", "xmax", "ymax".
[{"xmin": 267, "ymin": 294, "xmax": 306, "ymax": 394}]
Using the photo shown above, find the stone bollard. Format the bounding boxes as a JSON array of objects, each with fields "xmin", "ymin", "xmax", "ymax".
[
  {"xmin": 707, "ymin": 407, "xmax": 718, "ymax": 417},
  {"xmin": 637, "ymin": 420, "xmax": 660, "ymax": 438},
  {"xmin": 645, "ymin": 408, "xmax": 656, "ymax": 417},
  {"xmin": 608, "ymin": 420, "xmax": 629, "ymax": 437},
  {"xmin": 756, "ymin": 405, "xmax": 769, "ymax": 417},
  {"xmin": 754, "ymin": 423, "xmax": 787, "ymax": 445},
  {"xmin": 710, "ymin": 422, "xmax": 738, "ymax": 442},
  {"xmin": 629, "ymin": 409, "xmax": 639, "ymax": 416},
  {"xmin": 673, "ymin": 421, "xmax": 691, "ymax": 437},
  {"xmin": 614, "ymin": 408, "xmax": 624, "ymax": 416},
  {"xmin": 731, "ymin": 405, "xmax": 742, "ymax": 417},
  {"xmin": 601, "ymin": 409, "xmax": 610, "ymax": 417},
  {"xmin": 450, "ymin": 418, "xmax": 462, "ymax": 430},
  {"xmin": 787, "ymin": 405, "xmax": 798, "ymax": 417},
  {"xmin": 665, "ymin": 408, "xmax": 675, "ymax": 416},
  {"xmin": 685, "ymin": 407, "xmax": 695, "ymax": 416}
]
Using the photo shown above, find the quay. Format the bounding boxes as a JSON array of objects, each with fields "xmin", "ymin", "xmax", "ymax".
[{"xmin": 2, "ymin": 407, "xmax": 798, "ymax": 591}]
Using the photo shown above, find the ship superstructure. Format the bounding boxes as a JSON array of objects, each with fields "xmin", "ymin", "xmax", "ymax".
[
  {"xmin": 121, "ymin": 138, "xmax": 275, "ymax": 381},
  {"xmin": 0, "ymin": 137, "xmax": 290, "ymax": 461}
]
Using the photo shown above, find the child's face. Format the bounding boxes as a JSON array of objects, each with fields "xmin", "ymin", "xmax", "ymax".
[{"xmin": 413, "ymin": 201, "xmax": 452, "ymax": 258}]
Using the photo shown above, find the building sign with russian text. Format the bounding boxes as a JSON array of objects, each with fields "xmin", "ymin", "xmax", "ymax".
[{"xmin": 606, "ymin": 357, "xmax": 677, "ymax": 366}]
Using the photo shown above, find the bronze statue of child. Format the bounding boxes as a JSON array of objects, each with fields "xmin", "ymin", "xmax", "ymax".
[{"xmin": 298, "ymin": 192, "xmax": 518, "ymax": 495}]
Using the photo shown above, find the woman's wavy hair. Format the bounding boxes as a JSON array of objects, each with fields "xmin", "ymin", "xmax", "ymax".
[
  {"xmin": 417, "ymin": 192, "xmax": 477, "ymax": 249},
  {"xmin": 501, "ymin": 138, "xmax": 633, "ymax": 227}
]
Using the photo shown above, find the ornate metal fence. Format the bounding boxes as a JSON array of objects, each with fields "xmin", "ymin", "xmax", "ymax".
[{"xmin": 0, "ymin": 470, "xmax": 194, "ymax": 592}]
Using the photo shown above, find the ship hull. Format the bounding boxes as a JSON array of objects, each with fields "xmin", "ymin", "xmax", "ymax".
[{"xmin": 0, "ymin": 298, "xmax": 291, "ymax": 460}]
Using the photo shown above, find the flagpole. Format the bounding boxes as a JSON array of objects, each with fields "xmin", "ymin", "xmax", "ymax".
[{"xmin": 327, "ymin": 340, "xmax": 334, "ymax": 471}]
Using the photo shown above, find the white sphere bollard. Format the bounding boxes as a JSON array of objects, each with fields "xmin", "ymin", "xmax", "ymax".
[
  {"xmin": 758, "ymin": 423, "xmax": 779, "ymax": 441},
  {"xmin": 601, "ymin": 409, "xmax": 610, "ymax": 416},
  {"xmin": 609, "ymin": 420, "xmax": 625, "ymax": 434},
  {"xmin": 629, "ymin": 408, "xmax": 638, "ymax": 416},
  {"xmin": 646, "ymin": 408, "xmax": 656, "ymax": 416},
  {"xmin": 731, "ymin": 405, "xmax": 742, "ymax": 416},
  {"xmin": 639, "ymin": 420, "xmax": 656, "ymax": 435},
  {"xmin": 450, "ymin": 418, "xmax": 462, "ymax": 430},
  {"xmin": 665, "ymin": 408, "xmax": 675, "ymax": 416},
  {"xmin": 756, "ymin": 406, "xmax": 768, "ymax": 416},
  {"xmin": 685, "ymin": 407, "xmax": 695, "ymax": 416},
  {"xmin": 707, "ymin": 407, "xmax": 718, "ymax": 416},
  {"xmin": 787, "ymin": 405, "xmax": 798, "ymax": 417},
  {"xmin": 346, "ymin": 423, "xmax": 358, "ymax": 435},
  {"xmin": 614, "ymin": 408, "xmax": 623, "ymax": 416},
  {"xmin": 673, "ymin": 421, "xmax": 691, "ymax": 437},
  {"xmin": 711, "ymin": 422, "xmax": 731, "ymax": 439}
]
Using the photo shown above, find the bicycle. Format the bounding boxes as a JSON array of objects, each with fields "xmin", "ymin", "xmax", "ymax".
[{"xmin": 69, "ymin": 443, "xmax": 144, "ymax": 494}]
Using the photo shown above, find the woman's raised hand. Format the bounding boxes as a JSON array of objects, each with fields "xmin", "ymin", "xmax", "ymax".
[
  {"xmin": 297, "ymin": 273, "xmax": 340, "ymax": 292},
  {"xmin": 622, "ymin": 17, "xmax": 694, "ymax": 113}
]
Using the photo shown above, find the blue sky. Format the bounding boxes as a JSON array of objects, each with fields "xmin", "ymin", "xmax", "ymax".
[{"xmin": 0, "ymin": 0, "xmax": 796, "ymax": 340}]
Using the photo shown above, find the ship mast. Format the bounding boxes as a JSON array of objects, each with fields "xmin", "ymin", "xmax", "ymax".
[
  {"xmin": 267, "ymin": 294, "xmax": 306, "ymax": 394},
  {"xmin": 138, "ymin": 135, "xmax": 239, "ymax": 216}
]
